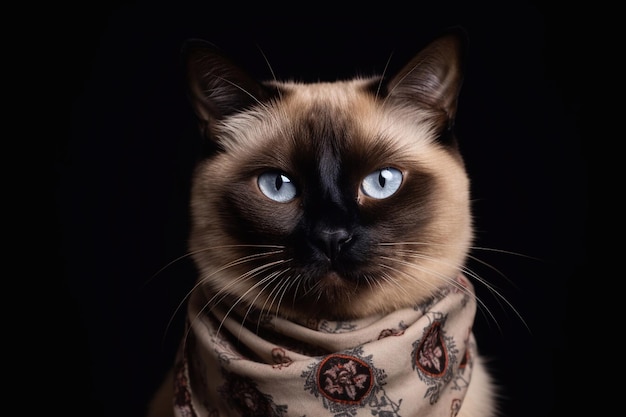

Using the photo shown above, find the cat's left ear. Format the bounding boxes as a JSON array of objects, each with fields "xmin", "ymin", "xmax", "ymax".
[{"xmin": 386, "ymin": 27, "xmax": 467, "ymax": 133}]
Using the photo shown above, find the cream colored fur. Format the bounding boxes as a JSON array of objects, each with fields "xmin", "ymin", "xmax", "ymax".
[{"xmin": 147, "ymin": 31, "xmax": 498, "ymax": 416}]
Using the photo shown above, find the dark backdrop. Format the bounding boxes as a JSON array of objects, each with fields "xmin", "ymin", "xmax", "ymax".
[{"xmin": 60, "ymin": 2, "xmax": 585, "ymax": 416}]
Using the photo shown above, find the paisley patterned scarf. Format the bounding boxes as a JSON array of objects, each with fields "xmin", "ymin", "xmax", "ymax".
[{"xmin": 172, "ymin": 274, "xmax": 478, "ymax": 417}]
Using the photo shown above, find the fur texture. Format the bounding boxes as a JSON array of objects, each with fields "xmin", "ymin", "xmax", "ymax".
[{"xmin": 147, "ymin": 29, "xmax": 497, "ymax": 417}]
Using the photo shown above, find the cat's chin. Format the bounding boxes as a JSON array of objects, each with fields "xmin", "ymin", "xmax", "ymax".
[
  {"xmin": 317, "ymin": 271, "xmax": 356, "ymax": 301},
  {"xmin": 319, "ymin": 270, "xmax": 347, "ymax": 286},
  {"xmin": 273, "ymin": 270, "xmax": 373, "ymax": 320}
]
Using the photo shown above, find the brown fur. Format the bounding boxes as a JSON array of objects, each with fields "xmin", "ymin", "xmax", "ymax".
[{"xmin": 147, "ymin": 29, "xmax": 497, "ymax": 417}]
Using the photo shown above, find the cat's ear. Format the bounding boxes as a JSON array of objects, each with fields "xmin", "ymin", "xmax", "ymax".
[
  {"xmin": 182, "ymin": 39, "xmax": 276, "ymax": 141},
  {"xmin": 386, "ymin": 28, "xmax": 467, "ymax": 133}
]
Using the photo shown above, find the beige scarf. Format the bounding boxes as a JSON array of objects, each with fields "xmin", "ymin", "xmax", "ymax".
[{"xmin": 172, "ymin": 274, "xmax": 478, "ymax": 417}]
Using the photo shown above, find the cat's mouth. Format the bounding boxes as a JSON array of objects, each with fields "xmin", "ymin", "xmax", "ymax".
[{"xmin": 305, "ymin": 257, "xmax": 364, "ymax": 287}]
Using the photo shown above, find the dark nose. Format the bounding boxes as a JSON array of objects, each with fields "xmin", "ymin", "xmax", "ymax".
[{"xmin": 314, "ymin": 227, "xmax": 352, "ymax": 261}]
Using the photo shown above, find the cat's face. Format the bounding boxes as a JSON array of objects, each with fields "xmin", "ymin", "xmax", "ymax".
[{"xmin": 184, "ymin": 31, "xmax": 472, "ymax": 320}]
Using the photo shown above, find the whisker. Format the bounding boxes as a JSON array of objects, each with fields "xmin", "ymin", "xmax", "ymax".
[
  {"xmin": 170, "ymin": 248, "xmax": 285, "ymax": 348},
  {"xmin": 251, "ymin": 272, "xmax": 286, "ymax": 333},
  {"xmin": 379, "ymin": 254, "xmax": 502, "ymax": 332},
  {"xmin": 211, "ymin": 259, "xmax": 290, "ymax": 337},
  {"xmin": 381, "ymin": 244, "xmax": 532, "ymax": 333},
  {"xmin": 465, "ymin": 246, "xmax": 541, "ymax": 291},
  {"xmin": 164, "ymin": 248, "xmax": 284, "ymax": 339},
  {"xmin": 459, "ymin": 264, "xmax": 531, "ymax": 333},
  {"xmin": 377, "ymin": 260, "xmax": 454, "ymax": 301},
  {"xmin": 266, "ymin": 272, "xmax": 295, "ymax": 321},
  {"xmin": 375, "ymin": 52, "xmax": 395, "ymax": 100},
  {"xmin": 288, "ymin": 273, "xmax": 304, "ymax": 312},
  {"xmin": 237, "ymin": 269, "xmax": 290, "ymax": 340},
  {"xmin": 417, "ymin": 247, "xmax": 531, "ymax": 331},
  {"xmin": 145, "ymin": 244, "xmax": 285, "ymax": 287},
  {"xmin": 214, "ymin": 75, "xmax": 264, "ymax": 106},
  {"xmin": 361, "ymin": 273, "xmax": 378, "ymax": 293},
  {"xmin": 254, "ymin": 43, "xmax": 283, "ymax": 101},
  {"xmin": 372, "ymin": 262, "xmax": 416, "ymax": 300},
  {"xmin": 380, "ymin": 55, "xmax": 428, "ymax": 109}
]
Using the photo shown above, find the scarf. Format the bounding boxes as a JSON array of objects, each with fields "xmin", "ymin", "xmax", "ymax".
[{"xmin": 172, "ymin": 274, "xmax": 478, "ymax": 417}]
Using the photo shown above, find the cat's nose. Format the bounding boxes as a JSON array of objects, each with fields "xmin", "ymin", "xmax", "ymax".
[{"xmin": 315, "ymin": 228, "xmax": 352, "ymax": 261}]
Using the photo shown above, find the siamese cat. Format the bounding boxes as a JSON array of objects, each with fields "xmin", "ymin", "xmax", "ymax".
[{"xmin": 147, "ymin": 29, "xmax": 498, "ymax": 417}]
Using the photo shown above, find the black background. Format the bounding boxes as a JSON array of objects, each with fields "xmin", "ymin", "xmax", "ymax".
[{"xmin": 60, "ymin": 2, "xmax": 585, "ymax": 416}]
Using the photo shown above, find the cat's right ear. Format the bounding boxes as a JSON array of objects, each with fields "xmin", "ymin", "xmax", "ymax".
[
  {"xmin": 385, "ymin": 28, "xmax": 467, "ymax": 136},
  {"xmin": 181, "ymin": 40, "xmax": 274, "ymax": 141}
]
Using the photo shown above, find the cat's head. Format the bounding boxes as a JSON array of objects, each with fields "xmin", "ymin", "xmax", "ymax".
[{"xmin": 183, "ymin": 30, "xmax": 472, "ymax": 320}]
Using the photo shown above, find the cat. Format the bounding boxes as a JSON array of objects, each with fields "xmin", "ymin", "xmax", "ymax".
[{"xmin": 147, "ymin": 28, "xmax": 498, "ymax": 417}]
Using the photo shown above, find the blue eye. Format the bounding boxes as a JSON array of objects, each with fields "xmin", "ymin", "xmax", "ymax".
[
  {"xmin": 258, "ymin": 171, "xmax": 298, "ymax": 202},
  {"xmin": 361, "ymin": 167, "xmax": 403, "ymax": 199}
]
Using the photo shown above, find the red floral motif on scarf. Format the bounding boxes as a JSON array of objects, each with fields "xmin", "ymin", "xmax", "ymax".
[
  {"xmin": 415, "ymin": 321, "xmax": 448, "ymax": 377},
  {"xmin": 317, "ymin": 354, "xmax": 374, "ymax": 404}
]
